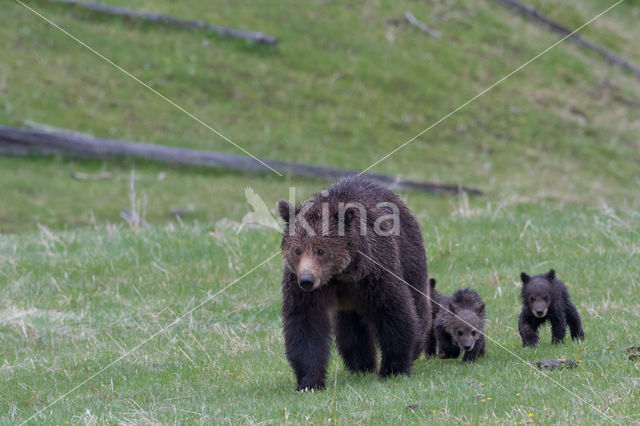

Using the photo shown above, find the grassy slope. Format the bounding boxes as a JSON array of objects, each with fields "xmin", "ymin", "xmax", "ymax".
[
  {"xmin": 1, "ymin": 0, "xmax": 640, "ymax": 232},
  {"xmin": 1, "ymin": 0, "xmax": 640, "ymax": 423}
]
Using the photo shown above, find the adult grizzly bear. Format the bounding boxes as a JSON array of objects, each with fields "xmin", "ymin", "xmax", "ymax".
[
  {"xmin": 278, "ymin": 176, "xmax": 430, "ymax": 391},
  {"xmin": 518, "ymin": 269, "xmax": 584, "ymax": 346}
]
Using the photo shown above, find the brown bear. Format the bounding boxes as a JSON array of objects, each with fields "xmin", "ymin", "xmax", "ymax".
[
  {"xmin": 518, "ymin": 269, "xmax": 584, "ymax": 346},
  {"xmin": 278, "ymin": 176, "xmax": 431, "ymax": 391},
  {"xmin": 434, "ymin": 288, "xmax": 486, "ymax": 362}
]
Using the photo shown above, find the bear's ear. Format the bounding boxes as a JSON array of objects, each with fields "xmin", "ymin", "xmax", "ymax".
[
  {"xmin": 343, "ymin": 204, "xmax": 359, "ymax": 225},
  {"xmin": 546, "ymin": 269, "xmax": 556, "ymax": 280},
  {"xmin": 277, "ymin": 200, "xmax": 293, "ymax": 223},
  {"xmin": 476, "ymin": 302, "xmax": 485, "ymax": 316},
  {"xmin": 448, "ymin": 300, "xmax": 457, "ymax": 314},
  {"xmin": 429, "ymin": 278, "xmax": 436, "ymax": 289},
  {"xmin": 337, "ymin": 203, "xmax": 361, "ymax": 231},
  {"xmin": 520, "ymin": 272, "xmax": 531, "ymax": 284}
]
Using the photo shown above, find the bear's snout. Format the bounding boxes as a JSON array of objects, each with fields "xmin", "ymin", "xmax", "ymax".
[
  {"xmin": 298, "ymin": 273, "xmax": 316, "ymax": 292},
  {"xmin": 529, "ymin": 299, "xmax": 548, "ymax": 318},
  {"xmin": 531, "ymin": 304, "xmax": 547, "ymax": 318},
  {"xmin": 460, "ymin": 339, "xmax": 475, "ymax": 352}
]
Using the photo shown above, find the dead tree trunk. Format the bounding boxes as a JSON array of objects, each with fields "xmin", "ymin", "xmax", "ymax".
[
  {"xmin": 53, "ymin": 0, "xmax": 278, "ymax": 44},
  {"xmin": 495, "ymin": 0, "xmax": 640, "ymax": 78},
  {"xmin": 0, "ymin": 125, "xmax": 483, "ymax": 195}
]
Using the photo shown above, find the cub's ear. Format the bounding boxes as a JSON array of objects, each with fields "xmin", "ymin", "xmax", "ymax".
[
  {"xmin": 520, "ymin": 272, "xmax": 531, "ymax": 284},
  {"xmin": 429, "ymin": 278, "xmax": 436, "ymax": 289},
  {"xmin": 277, "ymin": 200, "xmax": 293, "ymax": 223},
  {"xmin": 476, "ymin": 302, "xmax": 486, "ymax": 316},
  {"xmin": 546, "ymin": 269, "xmax": 556, "ymax": 280},
  {"xmin": 448, "ymin": 300, "xmax": 457, "ymax": 314}
]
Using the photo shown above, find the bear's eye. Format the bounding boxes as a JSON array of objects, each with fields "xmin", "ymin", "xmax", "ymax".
[
  {"xmin": 471, "ymin": 330, "xmax": 477, "ymax": 337},
  {"xmin": 317, "ymin": 248, "xmax": 325, "ymax": 256},
  {"xmin": 295, "ymin": 248, "xmax": 301, "ymax": 256},
  {"xmin": 457, "ymin": 330, "xmax": 463, "ymax": 336},
  {"xmin": 529, "ymin": 296, "xmax": 535, "ymax": 302},
  {"xmin": 543, "ymin": 295, "xmax": 548, "ymax": 301}
]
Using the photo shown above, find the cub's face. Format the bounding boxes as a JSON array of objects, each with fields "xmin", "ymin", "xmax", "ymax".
[
  {"xmin": 446, "ymin": 305, "xmax": 485, "ymax": 352},
  {"xmin": 521, "ymin": 271, "xmax": 553, "ymax": 318},
  {"xmin": 278, "ymin": 200, "xmax": 353, "ymax": 292},
  {"xmin": 525, "ymin": 283, "xmax": 551, "ymax": 318}
]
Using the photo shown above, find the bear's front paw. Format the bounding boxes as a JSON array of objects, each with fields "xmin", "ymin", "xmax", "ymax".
[
  {"xmin": 571, "ymin": 330, "xmax": 585, "ymax": 340},
  {"xmin": 462, "ymin": 354, "xmax": 478, "ymax": 363},
  {"xmin": 297, "ymin": 384, "xmax": 324, "ymax": 393},
  {"xmin": 551, "ymin": 337, "xmax": 565, "ymax": 344},
  {"xmin": 296, "ymin": 379, "xmax": 325, "ymax": 392},
  {"xmin": 522, "ymin": 337, "xmax": 539, "ymax": 347},
  {"xmin": 379, "ymin": 363, "xmax": 410, "ymax": 378}
]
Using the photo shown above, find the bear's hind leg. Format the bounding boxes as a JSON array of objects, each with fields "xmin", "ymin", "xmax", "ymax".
[
  {"xmin": 409, "ymin": 286, "xmax": 430, "ymax": 361},
  {"xmin": 425, "ymin": 327, "xmax": 437, "ymax": 357},
  {"xmin": 335, "ymin": 310, "xmax": 377, "ymax": 373},
  {"xmin": 565, "ymin": 301, "xmax": 584, "ymax": 340},
  {"xmin": 371, "ymin": 279, "xmax": 418, "ymax": 378}
]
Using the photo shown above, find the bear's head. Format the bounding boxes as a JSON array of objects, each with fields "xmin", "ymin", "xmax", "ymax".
[
  {"xmin": 277, "ymin": 198, "xmax": 361, "ymax": 292},
  {"xmin": 446, "ymin": 301, "xmax": 485, "ymax": 352},
  {"xmin": 520, "ymin": 269, "xmax": 555, "ymax": 318}
]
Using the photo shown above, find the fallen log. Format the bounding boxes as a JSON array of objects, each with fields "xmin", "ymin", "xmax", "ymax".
[
  {"xmin": 0, "ymin": 125, "xmax": 483, "ymax": 195},
  {"xmin": 530, "ymin": 359, "xmax": 578, "ymax": 370},
  {"xmin": 53, "ymin": 0, "xmax": 278, "ymax": 45},
  {"xmin": 495, "ymin": 0, "xmax": 640, "ymax": 78},
  {"xmin": 404, "ymin": 12, "xmax": 441, "ymax": 39}
]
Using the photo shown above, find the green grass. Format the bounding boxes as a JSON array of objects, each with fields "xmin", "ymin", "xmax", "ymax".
[
  {"xmin": 1, "ymin": 206, "xmax": 638, "ymax": 423},
  {"xmin": 1, "ymin": 0, "xmax": 640, "ymax": 423}
]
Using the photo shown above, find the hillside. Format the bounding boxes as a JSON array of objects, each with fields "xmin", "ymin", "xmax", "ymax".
[{"xmin": 1, "ymin": 0, "xmax": 639, "ymax": 232}]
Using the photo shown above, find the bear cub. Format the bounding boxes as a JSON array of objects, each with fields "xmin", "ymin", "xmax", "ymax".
[
  {"xmin": 518, "ymin": 269, "xmax": 584, "ymax": 346},
  {"xmin": 434, "ymin": 288, "xmax": 486, "ymax": 362}
]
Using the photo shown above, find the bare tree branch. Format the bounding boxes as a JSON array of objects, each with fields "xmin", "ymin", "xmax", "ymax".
[{"xmin": 53, "ymin": 0, "xmax": 278, "ymax": 45}]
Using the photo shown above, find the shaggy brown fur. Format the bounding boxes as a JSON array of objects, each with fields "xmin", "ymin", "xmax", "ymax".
[
  {"xmin": 434, "ymin": 288, "xmax": 486, "ymax": 362},
  {"xmin": 278, "ymin": 176, "xmax": 431, "ymax": 391},
  {"xmin": 518, "ymin": 269, "xmax": 584, "ymax": 346},
  {"xmin": 425, "ymin": 278, "xmax": 451, "ymax": 357}
]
